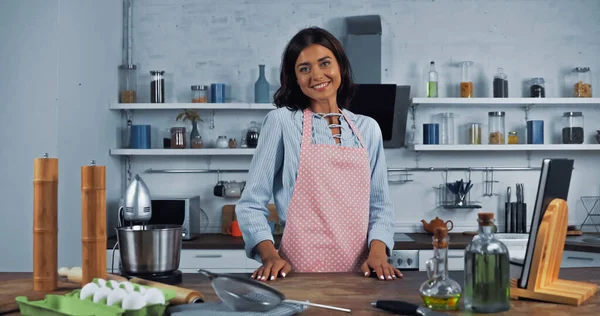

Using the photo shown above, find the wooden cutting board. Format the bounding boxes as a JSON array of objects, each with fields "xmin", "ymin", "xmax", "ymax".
[
  {"xmin": 221, "ymin": 204, "xmax": 280, "ymax": 234},
  {"xmin": 0, "ymin": 278, "xmax": 77, "ymax": 314}
]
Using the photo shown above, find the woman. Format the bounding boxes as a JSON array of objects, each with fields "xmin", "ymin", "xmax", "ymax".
[{"xmin": 235, "ymin": 26, "xmax": 400, "ymax": 282}]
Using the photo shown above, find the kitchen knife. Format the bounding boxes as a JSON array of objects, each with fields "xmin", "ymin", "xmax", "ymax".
[
  {"xmin": 505, "ymin": 186, "xmax": 511, "ymax": 233},
  {"xmin": 371, "ymin": 300, "xmax": 449, "ymax": 315}
]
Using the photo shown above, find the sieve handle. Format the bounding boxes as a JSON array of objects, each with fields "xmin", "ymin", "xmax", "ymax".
[{"xmin": 283, "ymin": 299, "xmax": 351, "ymax": 313}]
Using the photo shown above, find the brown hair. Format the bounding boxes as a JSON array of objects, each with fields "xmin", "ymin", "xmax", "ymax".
[{"xmin": 273, "ymin": 27, "xmax": 355, "ymax": 111}]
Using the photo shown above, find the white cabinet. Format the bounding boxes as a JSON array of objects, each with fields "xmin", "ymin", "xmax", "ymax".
[
  {"xmin": 106, "ymin": 249, "xmax": 259, "ymax": 274},
  {"xmin": 418, "ymin": 250, "xmax": 465, "ymax": 272},
  {"xmin": 561, "ymin": 251, "xmax": 600, "ymax": 268}
]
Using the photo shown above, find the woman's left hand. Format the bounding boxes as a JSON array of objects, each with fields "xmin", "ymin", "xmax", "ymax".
[{"xmin": 360, "ymin": 240, "xmax": 403, "ymax": 280}]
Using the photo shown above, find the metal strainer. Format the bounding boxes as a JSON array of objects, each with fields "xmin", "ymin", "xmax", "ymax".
[{"xmin": 197, "ymin": 269, "xmax": 351, "ymax": 313}]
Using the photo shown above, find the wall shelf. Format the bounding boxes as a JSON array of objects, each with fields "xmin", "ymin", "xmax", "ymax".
[
  {"xmin": 413, "ymin": 144, "xmax": 600, "ymax": 151},
  {"xmin": 412, "ymin": 97, "xmax": 600, "ymax": 107},
  {"xmin": 109, "ymin": 103, "xmax": 276, "ymax": 110},
  {"xmin": 109, "ymin": 148, "xmax": 256, "ymax": 156}
]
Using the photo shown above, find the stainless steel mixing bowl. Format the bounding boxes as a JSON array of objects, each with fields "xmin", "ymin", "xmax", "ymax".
[{"xmin": 116, "ymin": 224, "xmax": 182, "ymax": 274}]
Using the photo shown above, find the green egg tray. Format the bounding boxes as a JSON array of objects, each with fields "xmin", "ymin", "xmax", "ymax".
[{"xmin": 16, "ymin": 278, "xmax": 177, "ymax": 316}]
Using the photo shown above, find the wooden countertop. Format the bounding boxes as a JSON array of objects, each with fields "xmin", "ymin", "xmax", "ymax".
[
  {"xmin": 1, "ymin": 269, "xmax": 599, "ymax": 315},
  {"xmin": 107, "ymin": 232, "xmax": 600, "ymax": 253}
]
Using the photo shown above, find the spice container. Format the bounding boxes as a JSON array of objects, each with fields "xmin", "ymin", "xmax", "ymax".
[
  {"xmin": 562, "ymin": 112, "xmax": 584, "ymax": 144},
  {"xmin": 573, "ymin": 67, "xmax": 592, "ymax": 97},
  {"xmin": 439, "ymin": 113, "xmax": 454, "ymax": 145},
  {"xmin": 508, "ymin": 132, "xmax": 518, "ymax": 144},
  {"xmin": 493, "ymin": 67, "xmax": 508, "ymax": 98},
  {"xmin": 119, "ymin": 64, "xmax": 137, "ymax": 103},
  {"xmin": 468, "ymin": 123, "xmax": 482, "ymax": 144},
  {"xmin": 228, "ymin": 138, "xmax": 237, "ymax": 148},
  {"xmin": 150, "ymin": 70, "xmax": 165, "ymax": 103},
  {"xmin": 529, "ymin": 78, "xmax": 545, "ymax": 98},
  {"xmin": 191, "ymin": 85, "xmax": 208, "ymax": 103},
  {"xmin": 216, "ymin": 136, "xmax": 229, "ymax": 148},
  {"xmin": 460, "ymin": 61, "xmax": 474, "ymax": 98},
  {"xmin": 240, "ymin": 137, "xmax": 248, "ymax": 148},
  {"xmin": 246, "ymin": 121, "xmax": 260, "ymax": 148},
  {"xmin": 170, "ymin": 127, "xmax": 186, "ymax": 149},
  {"xmin": 488, "ymin": 111, "xmax": 505, "ymax": 144}
]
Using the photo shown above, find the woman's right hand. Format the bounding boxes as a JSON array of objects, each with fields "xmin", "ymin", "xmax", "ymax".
[
  {"xmin": 252, "ymin": 240, "xmax": 291, "ymax": 281},
  {"xmin": 251, "ymin": 255, "xmax": 291, "ymax": 281}
]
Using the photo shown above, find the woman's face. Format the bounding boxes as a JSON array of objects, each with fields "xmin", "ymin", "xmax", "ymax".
[{"xmin": 294, "ymin": 44, "xmax": 341, "ymax": 104}]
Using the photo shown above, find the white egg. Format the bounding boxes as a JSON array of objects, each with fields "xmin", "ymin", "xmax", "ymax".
[
  {"xmin": 58, "ymin": 267, "xmax": 69, "ymax": 276},
  {"xmin": 80, "ymin": 282, "xmax": 100, "ymax": 300},
  {"xmin": 95, "ymin": 278, "xmax": 107, "ymax": 287},
  {"xmin": 137, "ymin": 286, "xmax": 146, "ymax": 295},
  {"xmin": 108, "ymin": 280, "xmax": 120, "ymax": 289},
  {"xmin": 106, "ymin": 288, "xmax": 128, "ymax": 306},
  {"xmin": 121, "ymin": 291, "xmax": 146, "ymax": 310},
  {"xmin": 92, "ymin": 286, "xmax": 112, "ymax": 303},
  {"xmin": 120, "ymin": 281, "xmax": 135, "ymax": 293},
  {"xmin": 143, "ymin": 288, "xmax": 165, "ymax": 305}
]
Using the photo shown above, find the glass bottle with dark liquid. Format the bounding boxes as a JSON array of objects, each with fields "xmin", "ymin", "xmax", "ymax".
[
  {"xmin": 246, "ymin": 121, "xmax": 260, "ymax": 148},
  {"xmin": 419, "ymin": 227, "xmax": 462, "ymax": 311}
]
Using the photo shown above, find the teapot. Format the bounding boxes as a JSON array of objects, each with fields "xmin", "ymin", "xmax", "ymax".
[{"xmin": 421, "ymin": 217, "xmax": 454, "ymax": 234}]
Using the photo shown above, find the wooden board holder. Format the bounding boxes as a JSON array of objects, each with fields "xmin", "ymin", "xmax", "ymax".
[{"xmin": 510, "ymin": 198, "xmax": 598, "ymax": 306}]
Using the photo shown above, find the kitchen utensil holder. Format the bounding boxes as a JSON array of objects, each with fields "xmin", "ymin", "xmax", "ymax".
[
  {"xmin": 435, "ymin": 170, "xmax": 481, "ymax": 209},
  {"xmin": 510, "ymin": 198, "xmax": 597, "ymax": 305},
  {"xmin": 580, "ymin": 196, "xmax": 600, "ymax": 232},
  {"xmin": 483, "ymin": 168, "xmax": 499, "ymax": 196}
]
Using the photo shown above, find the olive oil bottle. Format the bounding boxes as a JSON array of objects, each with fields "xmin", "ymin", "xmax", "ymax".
[
  {"xmin": 419, "ymin": 227, "xmax": 462, "ymax": 311},
  {"xmin": 427, "ymin": 61, "xmax": 438, "ymax": 97}
]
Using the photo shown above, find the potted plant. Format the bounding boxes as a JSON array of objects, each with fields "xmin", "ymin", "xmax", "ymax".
[{"xmin": 176, "ymin": 109, "xmax": 203, "ymax": 148}]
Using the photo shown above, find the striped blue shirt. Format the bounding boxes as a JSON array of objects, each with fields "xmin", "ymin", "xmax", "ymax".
[{"xmin": 235, "ymin": 107, "xmax": 396, "ymax": 261}]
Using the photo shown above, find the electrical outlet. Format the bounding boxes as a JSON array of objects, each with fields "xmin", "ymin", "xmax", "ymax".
[{"xmin": 390, "ymin": 250, "xmax": 419, "ymax": 270}]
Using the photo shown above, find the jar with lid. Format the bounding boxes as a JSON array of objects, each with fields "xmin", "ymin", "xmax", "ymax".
[
  {"xmin": 191, "ymin": 135, "xmax": 203, "ymax": 148},
  {"xmin": 493, "ymin": 67, "xmax": 508, "ymax": 98},
  {"xmin": 562, "ymin": 112, "xmax": 584, "ymax": 144},
  {"xmin": 119, "ymin": 64, "xmax": 137, "ymax": 103},
  {"xmin": 468, "ymin": 123, "xmax": 482, "ymax": 144},
  {"xmin": 246, "ymin": 121, "xmax": 260, "ymax": 148},
  {"xmin": 228, "ymin": 138, "xmax": 237, "ymax": 148},
  {"xmin": 191, "ymin": 85, "xmax": 208, "ymax": 103},
  {"xmin": 573, "ymin": 67, "xmax": 592, "ymax": 97},
  {"xmin": 150, "ymin": 70, "xmax": 165, "ymax": 103},
  {"xmin": 439, "ymin": 113, "xmax": 454, "ymax": 145},
  {"xmin": 216, "ymin": 136, "xmax": 229, "ymax": 148},
  {"xmin": 488, "ymin": 111, "xmax": 505, "ymax": 144},
  {"xmin": 170, "ymin": 127, "xmax": 186, "ymax": 149},
  {"xmin": 529, "ymin": 78, "xmax": 545, "ymax": 98},
  {"xmin": 460, "ymin": 61, "xmax": 474, "ymax": 98},
  {"xmin": 508, "ymin": 132, "xmax": 518, "ymax": 144}
]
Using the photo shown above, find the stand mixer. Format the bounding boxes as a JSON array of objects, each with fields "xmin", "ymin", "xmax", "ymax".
[{"xmin": 113, "ymin": 174, "xmax": 184, "ymax": 285}]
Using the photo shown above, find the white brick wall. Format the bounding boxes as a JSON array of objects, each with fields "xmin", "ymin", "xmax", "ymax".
[{"xmin": 127, "ymin": 0, "xmax": 600, "ymax": 232}]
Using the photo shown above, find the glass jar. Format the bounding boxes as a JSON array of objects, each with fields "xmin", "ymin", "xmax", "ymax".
[
  {"xmin": 530, "ymin": 77, "xmax": 545, "ymax": 98},
  {"xmin": 439, "ymin": 113, "xmax": 454, "ymax": 145},
  {"xmin": 119, "ymin": 64, "xmax": 137, "ymax": 103},
  {"xmin": 240, "ymin": 137, "xmax": 248, "ymax": 148},
  {"xmin": 228, "ymin": 138, "xmax": 237, "ymax": 148},
  {"xmin": 508, "ymin": 131, "xmax": 518, "ymax": 144},
  {"xmin": 488, "ymin": 111, "xmax": 505, "ymax": 144},
  {"xmin": 419, "ymin": 227, "xmax": 462, "ymax": 311},
  {"xmin": 493, "ymin": 67, "xmax": 508, "ymax": 98},
  {"xmin": 191, "ymin": 135, "xmax": 203, "ymax": 148},
  {"xmin": 573, "ymin": 67, "xmax": 592, "ymax": 97},
  {"xmin": 216, "ymin": 136, "xmax": 229, "ymax": 148},
  {"xmin": 150, "ymin": 70, "xmax": 165, "ymax": 103},
  {"xmin": 468, "ymin": 123, "xmax": 482, "ymax": 144},
  {"xmin": 246, "ymin": 121, "xmax": 260, "ymax": 148},
  {"xmin": 191, "ymin": 85, "xmax": 208, "ymax": 103},
  {"xmin": 460, "ymin": 61, "xmax": 474, "ymax": 98},
  {"xmin": 464, "ymin": 213, "xmax": 510, "ymax": 313},
  {"xmin": 562, "ymin": 112, "xmax": 584, "ymax": 144},
  {"xmin": 170, "ymin": 127, "xmax": 186, "ymax": 149}
]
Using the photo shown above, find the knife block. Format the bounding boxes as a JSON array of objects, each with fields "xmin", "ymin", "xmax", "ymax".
[{"xmin": 509, "ymin": 198, "xmax": 597, "ymax": 306}]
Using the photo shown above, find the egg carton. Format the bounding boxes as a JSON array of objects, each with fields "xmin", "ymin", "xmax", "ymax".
[{"xmin": 15, "ymin": 278, "xmax": 176, "ymax": 316}]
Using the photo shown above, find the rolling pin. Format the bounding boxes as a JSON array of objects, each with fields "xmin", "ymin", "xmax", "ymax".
[
  {"xmin": 59, "ymin": 267, "xmax": 127, "ymax": 283},
  {"xmin": 129, "ymin": 277, "xmax": 204, "ymax": 304}
]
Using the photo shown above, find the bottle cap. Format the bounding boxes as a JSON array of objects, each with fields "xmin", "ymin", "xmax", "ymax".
[
  {"xmin": 433, "ymin": 227, "xmax": 448, "ymax": 248},
  {"xmin": 478, "ymin": 212, "xmax": 495, "ymax": 226}
]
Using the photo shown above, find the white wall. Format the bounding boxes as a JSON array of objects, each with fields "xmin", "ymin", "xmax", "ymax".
[
  {"xmin": 0, "ymin": 0, "xmax": 122, "ymax": 272},
  {"xmin": 127, "ymin": 0, "xmax": 600, "ymax": 233}
]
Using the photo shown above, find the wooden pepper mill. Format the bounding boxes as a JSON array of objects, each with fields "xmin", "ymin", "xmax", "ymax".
[
  {"xmin": 33, "ymin": 153, "xmax": 58, "ymax": 292},
  {"xmin": 81, "ymin": 160, "xmax": 107, "ymax": 285}
]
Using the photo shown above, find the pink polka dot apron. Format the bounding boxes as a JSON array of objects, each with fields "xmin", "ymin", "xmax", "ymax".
[{"xmin": 279, "ymin": 108, "xmax": 371, "ymax": 272}]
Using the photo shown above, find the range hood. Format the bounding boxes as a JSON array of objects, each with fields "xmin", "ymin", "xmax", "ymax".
[{"xmin": 344, "ymin": 15, "xmax": 411, "ymax": 148}]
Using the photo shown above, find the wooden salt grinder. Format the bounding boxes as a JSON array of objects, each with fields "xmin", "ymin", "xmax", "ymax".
[
  {"xmin": 33, "ymin": 153, "xmax": 58, "ymax": 292},
  {"xmin": 81, "ymin": 160, "xmax": 107, "ymax": 285}
]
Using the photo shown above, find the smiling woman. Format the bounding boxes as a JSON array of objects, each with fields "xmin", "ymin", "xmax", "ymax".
[{"xmin": 235, "ymin": 26, "xmax": 400, "ymax": 283}]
